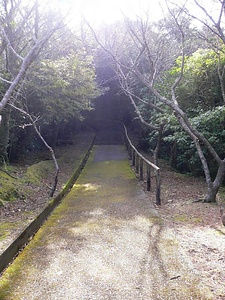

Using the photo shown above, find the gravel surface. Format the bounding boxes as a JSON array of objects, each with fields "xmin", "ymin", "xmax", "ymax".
[
  {"xmin": 158, "ymin": 163, "xmax": 225, "ymax": 299},
  {"xmin": 0, "ymin": 145, "xmax": 214, "ymax": 300}
]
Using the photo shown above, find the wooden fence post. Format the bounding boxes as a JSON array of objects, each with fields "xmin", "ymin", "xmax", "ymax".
[
  {"xmin": 140, "ymin": 159, "xmax": 143, "ymax": 180},
  {"xmin": 122, "ymin": 122, "xmax": 161, "ymax": 205},
  {"xmin": 128, "ymin": 144, "xmax": 131, "ymax": 159},
  {"xmin": 156, "ymin": 170, "xmax": 161, "ymax": 205},
  {"xmin": 132, "ymin": 149, "xmax": 135, "ymax": 166},
  {"xmin": 135, "ymin": 153, "xmax": 139, "ymax": 173},
  {"xmin": 147, "ymin": 165, "xmax": 151, "ymax": 191}
]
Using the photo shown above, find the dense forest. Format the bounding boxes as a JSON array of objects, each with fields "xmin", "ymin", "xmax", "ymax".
[{"xmin": 1, "ymin": 0, "xmax": 225, "ymax": 203}]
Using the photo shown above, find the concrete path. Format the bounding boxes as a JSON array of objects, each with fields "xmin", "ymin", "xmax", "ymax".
[{"xmin": 0, "ymin": 145, "xmax": 212, "ymax": 299}]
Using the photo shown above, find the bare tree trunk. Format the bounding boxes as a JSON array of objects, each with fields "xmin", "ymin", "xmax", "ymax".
[
  {"xmin": 0, "ymin": 108, "xmax": 10, "ymax": 163},
  {"xmin": 153, "ymin": 122, "xmax": 165, "ymax": 166},
  {"xmin": 10, "ymin": 104, "xmax": 60, "ymax": 197},
  {"xmin": 204, "ymin": 160, "xmax": 225, "ymax": 202},
  {"xmin": 32, "ymin": 121, "xmax": 60, "ymax": 197}
]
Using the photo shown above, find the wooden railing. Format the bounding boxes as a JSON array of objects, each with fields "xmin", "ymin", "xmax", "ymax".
[{"xmin": 122, "ymin": 123, "xmax": 161, "ymax": 205}]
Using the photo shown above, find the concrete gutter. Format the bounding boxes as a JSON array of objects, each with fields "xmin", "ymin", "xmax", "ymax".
[{"xmin": 0, "ymin": 135, "xmax": 95, "ymax": 274}]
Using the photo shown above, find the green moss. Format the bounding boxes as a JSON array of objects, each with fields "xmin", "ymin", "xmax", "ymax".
[
  {"xmin": 191, "ymin": 217, "xmax": 202, "ymax": 223},
  {"xmin": 173, "ymin": 214, "xmax": 188, "ymax": 222},
  {"xmin": 87, "ymin": 159, "xmax": 135, "ymax": 180},
  {"xmin": 148, "ymin": 216, "xmax": 164, "ymax": 225},
  {"xmin": 0, "ymin": 245, "xmax": 34, "ymax": 299},
  {"xmin": 0, "ymin": 223, "xmax": 11, "ymax": 241},
  {"xmin": 173, "ymin": 214, "xmax": 202, "ymax": 224},
  {"xmin": 0, "ymin": 172, "xmax": 20, "ymax": 202},
  {"xmin": 0, "ymin": 145, "xmax": 214, "ymax": 299},
  {"xmin": 24, "ymin": 160, "xmax": 54, "ymax": 184},
  {"xmin": 0, "ymin": 221, "xmax": 25, "ymax": 242}
]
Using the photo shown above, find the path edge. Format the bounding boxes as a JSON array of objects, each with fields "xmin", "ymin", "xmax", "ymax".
[{"xmin": 0, "ymin": 135, "xmax": 96, "ymax": 274}]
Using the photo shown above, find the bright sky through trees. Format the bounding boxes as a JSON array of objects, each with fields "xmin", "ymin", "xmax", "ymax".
[
  {"xmin": 55, "ymin": 0, "xmax": 164, "ymax": 25},
  {"xmin": 78, "ymin": 0, "xmax": 163, "ymax": 23},
  {"xmin": 48, "ymin": 0, "xmax": 222, "ymax": 29}
]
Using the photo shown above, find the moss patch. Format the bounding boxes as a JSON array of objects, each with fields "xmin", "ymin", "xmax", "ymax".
[
  {"xmin": 0, "ymin": 160, "xmax": 54, "ymax": 203},
  {"xmin": 0, "ymin": 223, "xmax": 16, "ymax": 241},
  {"xmin": 0, "ymin": 171, "xmax": 20, "ymax": 202},
  {"xmin": 0, "ymin": 240, "xmax": 37, "ymax": 299},
  {"xmin": 24, "ymin": 160, "xmax": 54, "ymax": 185},
  {"xmin": 173, "ymin": 214, "xmax": 202, "ymax": 224}
]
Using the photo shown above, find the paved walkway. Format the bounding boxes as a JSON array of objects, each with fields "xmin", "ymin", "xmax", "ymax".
[{"xmin": 0, "ymin": 145, "xmax": 212, "ymax": 299}]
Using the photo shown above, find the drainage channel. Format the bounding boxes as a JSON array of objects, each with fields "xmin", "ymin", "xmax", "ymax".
[{"xmin": 0, "ymin": 134, "xmax": 96, "ymax": 275}]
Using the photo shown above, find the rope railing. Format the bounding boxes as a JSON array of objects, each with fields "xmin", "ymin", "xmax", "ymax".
[{"xmin": 122, "ymin": 123, "xmax": 161, "ymax": 205}]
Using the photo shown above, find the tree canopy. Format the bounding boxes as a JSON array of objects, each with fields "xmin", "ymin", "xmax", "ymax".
[
  {"xmin": 1, "ymin": 0, "xmax": 225, "ymax": 202},
  {"xmin": 84, "ymin": 0, "xmax": 225, "ymax": 202},
  {"xmin": 0, "ymin": 0, "xmax": 102, "ymax": 161}
]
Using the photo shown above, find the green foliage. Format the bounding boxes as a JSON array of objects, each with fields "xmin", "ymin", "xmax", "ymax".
[
  {"xmin": 161, "ymin": 107, "xmax": 225, "ymax": 175},
  {"xmin": 136, "ymin": 45, "xmax": 225, "ymax": 178},
  {"xmin": 0, "ymin": 0, "xmax": 102, "ymax": 159},
  {"xmin": 6, "ymin": 49, "xmax": 102, "ymax": 155},
  {"xmin": 26, "ymin": 51, "xmax": 101, "ymax": 124},
  {"xmin": 164, "ymin": 48, "xmax": 225, "ymax": 113}
]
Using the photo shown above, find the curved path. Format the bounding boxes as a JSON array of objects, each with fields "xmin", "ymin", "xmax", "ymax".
[{"xmin": 0, "ymin": 145, "xmax": 212, "ymax": 299}]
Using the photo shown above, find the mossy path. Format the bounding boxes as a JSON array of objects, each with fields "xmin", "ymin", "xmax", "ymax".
[{"xmin": 0, "ymin": 145, "xmax": 213, "ymax": 299}]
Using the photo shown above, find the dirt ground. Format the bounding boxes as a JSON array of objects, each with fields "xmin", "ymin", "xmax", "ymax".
[
  {"xmin": 0, "ymin": 133, "xmax": 225, "ymax": 298},
  {"xmin": 157, "ymin": 161, "xmax": 225, "ymax": 299}
]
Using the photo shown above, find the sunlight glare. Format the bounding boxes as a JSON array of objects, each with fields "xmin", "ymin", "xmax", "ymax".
[{"xmin": 55, "ymin": 0, "xmax": 164, "ymax": 26}]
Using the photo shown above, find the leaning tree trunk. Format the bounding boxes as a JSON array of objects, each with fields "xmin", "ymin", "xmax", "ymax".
[
  {"xmin": 177, "ymin": 114, "xmax": 225, "ymax": 203},
  {"xmin": 204, "ymin": 159, "xmax": 225, "ymax": 202},
  {"xmin": 10, "ymin": 104, "xmax": 60, "ymax": 197},
  {"xmin": 32, "ymin": 121, "xmax": 60, "ymax": 197},
  {"xmin": 0, "ymin": 109, "xmax": 11, "ymax": 163}
]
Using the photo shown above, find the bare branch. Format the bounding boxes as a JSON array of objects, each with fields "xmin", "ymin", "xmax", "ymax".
[
  {"xmin": 0, "ymin": 76, "xmax": 13, "ymax": 84},
  {"xmin": 9, "ymin": 103, "xmax": 60, "ymax": 197},
  {"xmin": 173, "ymin": 0, "xmax": 225, "ymax": 44},
  {"xmin": 165, "ymin": 1, "xmax": 185, "ymax": 104},
  {"xmin": 0, "ymin": 15, "xmax": 66, "ymax": 114},
  {"xmin": 1, "ymin": 28, "xmax": 24, "ymax": 61}
]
